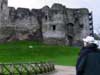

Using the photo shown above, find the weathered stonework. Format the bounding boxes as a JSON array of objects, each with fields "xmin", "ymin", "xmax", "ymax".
[{"xmin": 0, "ymin": 0, "xmax": 94, "ymax": 46}]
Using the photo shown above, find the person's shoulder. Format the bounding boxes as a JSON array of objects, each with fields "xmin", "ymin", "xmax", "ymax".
[
  {"xmin": 97, "ymin": 49, "xmax": 100, "ymax": 53},
  {"xmin": 97, "ymin": 48, "xmax": 100, "ymax": 51},
  {"xmin": 88, "ymin": 51, "xmax": 100, "ymax": 56},
  {"xmin": 81, "ymin": 47, "xmax": 88, "ymax": 51}
]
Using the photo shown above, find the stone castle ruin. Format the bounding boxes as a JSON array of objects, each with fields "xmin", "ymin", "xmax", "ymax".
[{"xmin": 0, "ymin": 0, "xmax": 94, "ymax": 46}]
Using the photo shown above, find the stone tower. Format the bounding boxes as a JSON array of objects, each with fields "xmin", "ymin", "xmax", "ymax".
[
  {"xmin": 41, "ymin": 3, "xmax": 93, "ymax": 46},
  {"xmin": 0, "ymin": 0, "xmax": 9, "ymax": 41},
  {"xmin": 0, "ymin": 0, "xmax": 8, "ymax": 25},
  {"xmin": 42, "ymin": 4, "xmax": 67, "ymax": 45}
]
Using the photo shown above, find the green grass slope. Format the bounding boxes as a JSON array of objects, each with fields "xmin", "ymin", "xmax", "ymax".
[{"xmin": 0, "ymin": 40, "xmax": 80, "ymax": 66}]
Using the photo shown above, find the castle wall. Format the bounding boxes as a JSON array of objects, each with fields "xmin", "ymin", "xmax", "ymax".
[{"xmin": 0, "ymin": 0, "xmax": 93, "ymax": 46}]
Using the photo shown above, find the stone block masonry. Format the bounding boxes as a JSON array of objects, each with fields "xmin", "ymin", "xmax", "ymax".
[{"xmin": 0, "ymin": 0, "xmax": 94, "ymax": 46}]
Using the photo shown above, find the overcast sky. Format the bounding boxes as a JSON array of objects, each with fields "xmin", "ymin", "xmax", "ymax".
[{"xmin": 8, "ymin": 0, "xmax": 100, "ymax": 33}]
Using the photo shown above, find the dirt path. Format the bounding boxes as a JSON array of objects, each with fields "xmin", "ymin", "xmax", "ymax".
[{"xmin": 44, "ymin": 65, "xmax": 76, "ymax": 75}]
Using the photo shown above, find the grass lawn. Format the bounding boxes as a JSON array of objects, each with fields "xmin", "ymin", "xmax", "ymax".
[{"xmin": 0, "ymin": 40, "xmax": 80, "ymax": 66}]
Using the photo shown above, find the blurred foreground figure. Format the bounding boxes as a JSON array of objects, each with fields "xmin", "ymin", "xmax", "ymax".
[{"xmin": 76, "ymin": 36, "xmax": 99, "ymax": 75}]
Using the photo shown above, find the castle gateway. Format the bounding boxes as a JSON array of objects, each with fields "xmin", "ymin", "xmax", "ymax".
[{"xmin": 0, "ymin": 0, "xmax": 93, "ymax": 46}]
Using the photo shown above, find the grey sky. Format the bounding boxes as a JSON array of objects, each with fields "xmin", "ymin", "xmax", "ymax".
[{"xmin": 8, "ymin": 0, "xmax": 100, "ymax": 33}]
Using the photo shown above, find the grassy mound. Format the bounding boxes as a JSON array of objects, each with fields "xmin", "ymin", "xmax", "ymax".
[{"xmin": 0, "ymin": 40, "xmax": 80, "ymax": 66}]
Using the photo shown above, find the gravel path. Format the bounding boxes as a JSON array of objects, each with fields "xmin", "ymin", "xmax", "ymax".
[{"xmin": 44, "ymin": 65, "xmax": 76, "ymax": 75}]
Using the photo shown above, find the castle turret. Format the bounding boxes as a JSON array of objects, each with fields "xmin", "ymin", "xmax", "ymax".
[
  {"xmin": 0, "ymin": 0, "xmax": 8, "ymax": 25},
  {"xmin": 0, "ymin": 0, "xmax": 9, "ymax": 41}
]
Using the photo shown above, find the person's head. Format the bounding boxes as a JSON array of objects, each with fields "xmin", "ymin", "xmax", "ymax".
[{"xmin": 82, "ymin": 36, "xmax": 98, "ymax": 47}]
